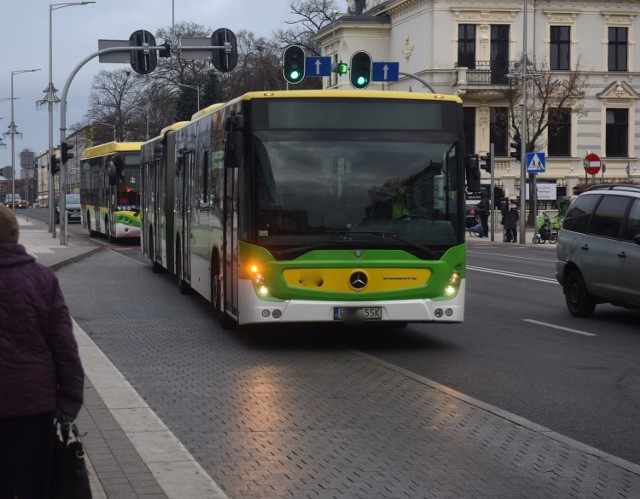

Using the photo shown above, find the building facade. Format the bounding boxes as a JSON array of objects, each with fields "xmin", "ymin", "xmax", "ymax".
[{"xmin": 318, "ymin": 0, "xmax": 640, "ymax": 201}]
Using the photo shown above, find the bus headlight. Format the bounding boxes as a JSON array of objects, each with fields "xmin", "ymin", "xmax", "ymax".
[
  {"xmin": 444, "ymin": 272, "xmax": 460, "ymax": 297},
  {"xmin": 246, "ymin": 262, "xmax": 265, "ymax": 284}
]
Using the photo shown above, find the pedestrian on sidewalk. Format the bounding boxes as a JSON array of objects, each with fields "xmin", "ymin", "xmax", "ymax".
[
  {"xmin": 476, "ymin": 191, "xmax": 490, "ymax": 238},
  {"xmin": 0, "ymin": 205, "xmax": 85, "ymax": 499},
  {"xmin": 502, "ymin": 202, "xmax": 519, "ymax": 243}
]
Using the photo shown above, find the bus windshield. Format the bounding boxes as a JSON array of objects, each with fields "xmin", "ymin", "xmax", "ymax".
[
  {"xmin": 118, "ymin": 165, "xmax": 141, "ymax": 210},
  {"xmin": 252, "ymin": 130, "xmax": 463, "ymax": 259}
]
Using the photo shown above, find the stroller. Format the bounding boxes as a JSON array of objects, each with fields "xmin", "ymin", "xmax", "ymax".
[{"xmin": 532, "ymin": 211, "xmax": 562, "ymax": 244}]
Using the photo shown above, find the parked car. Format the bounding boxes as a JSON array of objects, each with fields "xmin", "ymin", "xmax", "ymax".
[
  {"xmin": 55, "ymin": 193, "xmax": 81, "ymax": 224},
  {"xmin": 556, "ymin": 184, "xmax": 640, "ymax": 317}
]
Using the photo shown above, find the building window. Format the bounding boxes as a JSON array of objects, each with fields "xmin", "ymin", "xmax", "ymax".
[
  {"xmin": 463, "ymin": 107, "xmax": 476, "ymax": 155},
  {"xmin": 490, "ymin": 107, "xmax": 508, "ymax": 157},
  {"xmin": 606, "ymin": 108, "xmax": 628, "ymax": 157},
  {"xmin": 490, "ymin": 25, "xmax": 509, "ymax": 84},
  {"xmin": 550, "ymin": 26, "xmax": 570, "ymax": 70},
  {"xmin": 548, "ymin": 108, "xmax": 571, "ymax": 157},
  {"xmin": 458, "ymin": 24, "xmax": 476, "ymax": 69},
  {"xmin": 608, "ymin": 27, "xmax": 628, "ymax": 72}
]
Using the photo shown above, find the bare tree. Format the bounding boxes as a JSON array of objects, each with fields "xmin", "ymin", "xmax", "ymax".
[
  {"xmin": 274, "ymin": 0, "xmax": 338, "ymax": 54},
  {"xmin": 506, "ymin": 61, "xmax": 589, "ymax": 222},
  {"xmin": 84, "ymin": 69, "xmax": 148, "ymax": 143}
]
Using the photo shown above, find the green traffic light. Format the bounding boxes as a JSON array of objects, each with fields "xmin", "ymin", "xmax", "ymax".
[
  {"xmin": 357, "ymin": 76, "xmax": 368, "ymax": 86},
  {"xmin": 334, "ymin": 62, "xmax": 349, "ymax": 74},
  {"xmin": 283, "ymin": 45, "xmax": 306, "ymax": 84}
]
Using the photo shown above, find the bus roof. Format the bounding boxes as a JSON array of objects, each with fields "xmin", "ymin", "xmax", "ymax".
[
  {"xmin": 160, "ymin": 121, "xmax": 190, "ymax": 135},
  {"xmin": 233, "ymin": 89, "xmax": 463, "ymax": 105},
  {"xmin": 82, "ymin": 141, "xmax": 143, "ymax": 160},
  {"xmin": 191, "ymin": 103, "xmax": 224, "ymax": 121}
]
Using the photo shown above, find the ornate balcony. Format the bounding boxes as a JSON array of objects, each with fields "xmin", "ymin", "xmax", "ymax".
[{"xmin": 453, "ymin": 61, "xmax": 516, "ymax": 99}]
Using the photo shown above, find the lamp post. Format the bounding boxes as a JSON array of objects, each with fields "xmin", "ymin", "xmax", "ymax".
[
  {"xmin": 39, "ymin": 1, "xmax": 95, "ymax": 234},
  {"xmin": 177, "ymin": 82, "xmax": 201, "ymax": 111},
  {"xmin": 6, "ymin": 69, "xmax": 41, "ymax": 213}
]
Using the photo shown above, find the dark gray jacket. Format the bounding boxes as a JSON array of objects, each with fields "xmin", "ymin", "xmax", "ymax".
[{"xmin": 0, "ymin": 243, "xmax": 84, "ymax": 419}]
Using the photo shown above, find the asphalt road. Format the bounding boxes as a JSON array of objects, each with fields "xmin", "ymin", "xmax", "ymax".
[{"xmin": 52, "ymin": 217, "xmax": 640, "ymax": 468}]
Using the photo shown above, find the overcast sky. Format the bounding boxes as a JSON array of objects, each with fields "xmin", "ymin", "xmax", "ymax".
[{"xmin": 0, "ymin": 0, "xmax": 311, "ymax": 174}]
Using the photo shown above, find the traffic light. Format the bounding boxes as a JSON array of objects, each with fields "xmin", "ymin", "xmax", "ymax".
[
  {"xmin": 129, "ymin": 29, "xmax": 158, "ymax": 75},
  {"xmin": 350, "ymin": 51, "xmax": 372, "ymax": 89},
  {"xmin": 333, "ymin": 61, "xmax": 349, "ymax": 75},
  {"xmin": 282, "ymin": 45, "xmax": 305, "ymax": 84},
  {"xmin": 479, "ymin": 150, "xmax": 493, "ymax": 173},
  {"xmin": 61, "ymin": 141, "xmax": 74, "ymax": 163},
  {"xmin": 510, "ymin": 140, "xmax": 521, "ymax": 161},
  {"xmin": 51, "ymin": 155, "xmax": 60, "ymax": 174}
]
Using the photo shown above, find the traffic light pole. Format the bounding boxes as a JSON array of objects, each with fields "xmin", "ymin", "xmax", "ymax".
[
  {"xmin": 489, "ymin": 143, "xmax": 496, "ymax": 242},
  {"xmin": 58, "ymin": 44, "xmax": 222, "ymax": 245}
]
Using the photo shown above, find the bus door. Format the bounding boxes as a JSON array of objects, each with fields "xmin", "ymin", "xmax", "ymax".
[
  {"xmin": 182, "ymin": 152, "xmax": 194, "ymax": 283},
  {"xmin": 153, "ymin": 158, "xmax": 163, "ymax": 263},
  {"xmin": 223, "ymin": 167, "xmax": 239, "ymax": 318}
]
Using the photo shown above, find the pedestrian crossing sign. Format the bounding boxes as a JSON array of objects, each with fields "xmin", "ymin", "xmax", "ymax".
[{"xmin": 526, "ymin": 152, "xmax": 546, "ymax": 173}]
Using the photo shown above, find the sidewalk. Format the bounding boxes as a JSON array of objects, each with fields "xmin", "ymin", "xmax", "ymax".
[{"xmin": 16, "ymin": 214, "xmax": 225, "ymax": 499}]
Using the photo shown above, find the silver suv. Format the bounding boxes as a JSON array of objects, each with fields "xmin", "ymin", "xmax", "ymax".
[{"xmin": 556, "ymin": 184, "xmax": 640, "ymax": 317}]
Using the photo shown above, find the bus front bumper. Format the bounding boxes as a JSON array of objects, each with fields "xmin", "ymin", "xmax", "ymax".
[{"xmin": 236, "ymin": 280, "xmax": 466, "ymax": 326}]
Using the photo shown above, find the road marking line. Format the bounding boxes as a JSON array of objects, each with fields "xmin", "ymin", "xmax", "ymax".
[
  {"xmin": 523, "ymin": 319, "xmax": 597, "ymax": 337},
  {"xmin": 468, "ymin": 265, "xmax": 557, "ymax": 284}
]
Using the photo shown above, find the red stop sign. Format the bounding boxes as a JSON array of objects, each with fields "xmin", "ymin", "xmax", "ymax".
[{"xmin": 584, "ymin": 153, "xmax": 601, "ymax": 175}]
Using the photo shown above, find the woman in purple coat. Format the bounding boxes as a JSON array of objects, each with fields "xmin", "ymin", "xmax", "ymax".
[{"xmin": 0, "ymin": 205, "xmax": 85, "ymax": 499}]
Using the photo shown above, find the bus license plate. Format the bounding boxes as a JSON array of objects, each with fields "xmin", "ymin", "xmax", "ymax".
[{"xmin": 333, "ymin": 307, "xmax": 382, "ymax": 321}]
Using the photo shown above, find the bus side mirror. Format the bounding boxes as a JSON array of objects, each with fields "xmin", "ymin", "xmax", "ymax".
[
  {"xmin": 224, "ymin": 113, "xmax": 244, "ymax": 169},
  {"xmin": 108, "ymin": 155, "xmax": 125, "ymax": 186}
]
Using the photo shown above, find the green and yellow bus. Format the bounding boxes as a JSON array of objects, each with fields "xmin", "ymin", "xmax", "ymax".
[
  {"xmin": 141, "ymin": 90, "xmax": 480, "ymax": 328},
  {"xmin": 80, "ymin": 141, "xmax": 143, "ymax": 241}
]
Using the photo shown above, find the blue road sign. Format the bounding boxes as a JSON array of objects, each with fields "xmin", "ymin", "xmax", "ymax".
[
  {"xmin": 305, "ymin": 56, "xmax": 331, "ymax": 77},
  {"xmin": 372, "ymin": 62, "xmax": 399, "ymax": 82},
  {"xmin": 526, "ymin": 152, "xmax": 546, "ymax": 173}
]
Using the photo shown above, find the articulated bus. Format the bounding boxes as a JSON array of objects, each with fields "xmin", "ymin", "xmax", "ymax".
[
  {"xmin": 141, "ymin": 90, "xmax": 481, "ymax": 328},
  {"xmin": 80, "ymin": 141, "xmax": 143, "ymax": 241}
]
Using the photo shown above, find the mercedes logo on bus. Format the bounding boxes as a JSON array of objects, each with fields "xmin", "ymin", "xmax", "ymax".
[{"xmin": 349, "ymin": 271, "xmax": 368, "ymax": 291}]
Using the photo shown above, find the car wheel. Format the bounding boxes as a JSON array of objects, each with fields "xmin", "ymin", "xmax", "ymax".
[{"xmin": 564, "ymin": 270, "xmax": 596, "ymax": 317}]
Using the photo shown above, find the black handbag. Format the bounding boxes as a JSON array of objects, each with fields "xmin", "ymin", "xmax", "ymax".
[{"xmin": 51, "ymin": 417, "xmax": 93, "ymax": 499}]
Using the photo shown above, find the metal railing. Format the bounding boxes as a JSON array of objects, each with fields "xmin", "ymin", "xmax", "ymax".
[{"xmin": 456, "ymin": 61, "xmax": 514, "ymax": 86}]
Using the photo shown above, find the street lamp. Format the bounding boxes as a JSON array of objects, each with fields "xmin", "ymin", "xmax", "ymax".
[
  {"xmin": 177, "ymin": 82, "xmax": 201, "ymax": 111},
  {"xmin": 5, "ymin": 69, "xmax": 41, "ymax": 212},
  {"xmin": 39, "ymin": 1, "xmax": 96, "ymax": 234}
]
